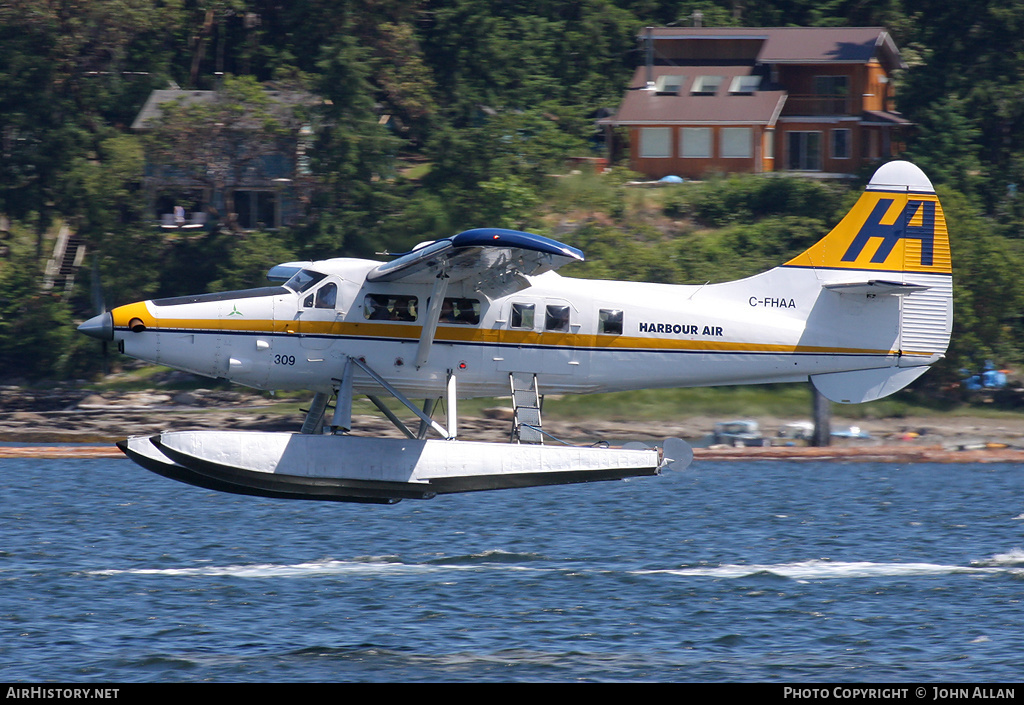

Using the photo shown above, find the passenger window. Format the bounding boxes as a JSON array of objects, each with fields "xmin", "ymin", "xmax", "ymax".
[
  {"xmin": 440, "ymin": 297, "xmax": 480, "ymax": 325},
  {"xmin": 599, "ymin": 309, "xmax": 623, "ymax": 335},
  {"xmin": 510, "ymin": 302, "xmax": 534, "ymax": 329},
  {"xmin": 545, "ymin": 305, "xmax": 570, "ymax": 332},
  {"xmin": 364, "ymin": 294, "xmax": 417, "ymax": 321}
]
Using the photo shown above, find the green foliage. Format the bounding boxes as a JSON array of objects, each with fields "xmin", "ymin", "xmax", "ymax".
[
  {"xmin": 208, "ymin": 230, "xmax": 298, "ymax": 292},
  {"xmin": 562, "ymin": 222, "xmax": 684, "ymax": 284},
  {"xmin": 1, "ymin": 0, "xmax": 1024, "ymax": 391},
  {"xmin": 682, "ymin": 174, "xmax": 848, "ymax": 227},
  {"xmin": 934, "ymin": 187, "xmax": 1024, "ymax": 384},
  {"xmin": 0, "ymin": 241, "xmax": 75, "ymax": 380}
]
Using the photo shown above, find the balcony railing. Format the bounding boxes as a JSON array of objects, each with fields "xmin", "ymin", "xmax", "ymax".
[{"xmin": 781, "ymin": 94, "xmax": 853, "ymax": 117}]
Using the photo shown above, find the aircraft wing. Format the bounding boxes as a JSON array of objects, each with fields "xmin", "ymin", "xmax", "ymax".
[{"xmin": 366, "ymin": 228, "xmax": 584, "ymax": 291}]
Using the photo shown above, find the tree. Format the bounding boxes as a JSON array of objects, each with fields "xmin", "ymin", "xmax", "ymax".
[
  {"xmin": 0, "ymin": 238, "xmax": 76, "ymax": 380},
  {"xmin": 300, "ymin": 32, "xmax": 404, "ymax": 257}
]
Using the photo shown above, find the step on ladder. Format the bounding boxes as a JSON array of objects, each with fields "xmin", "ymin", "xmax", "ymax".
[{"xmin": 510, "ymin": 372, "xmax": 544, "ymax": 444}]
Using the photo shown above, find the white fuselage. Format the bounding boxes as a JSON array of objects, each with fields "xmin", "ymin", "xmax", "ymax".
[{"xmin": 111, "ymin": 257, "xmax": 947, "ymax": 400}]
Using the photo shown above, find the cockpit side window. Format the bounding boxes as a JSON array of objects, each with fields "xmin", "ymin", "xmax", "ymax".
[
  {"xmin": 284, "ymin": 269, "xmax": 326, "ymax": 294},
  {"xmin": 315, "ymin": 283, "xmax": 337, "ymax": 309},
  {"xmin": 303, "ymin": 282, "xmax": 338, "ymax": 309},
  {"xmin": 364, "ymin": 293, "xmax": 417, "ymax": 321}
]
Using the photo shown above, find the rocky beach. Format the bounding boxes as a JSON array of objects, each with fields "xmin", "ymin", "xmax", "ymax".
[{"xmin": 4, "ymin": 384, "xmax": 1024, "ymax": 463}]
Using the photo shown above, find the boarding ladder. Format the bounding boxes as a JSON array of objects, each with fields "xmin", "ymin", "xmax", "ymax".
[{"xmin": 510, "ymin": 372, "xmax": 544, "ymax": 444}]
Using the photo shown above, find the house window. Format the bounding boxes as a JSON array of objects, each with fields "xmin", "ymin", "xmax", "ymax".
[
  {"xmin": 691, "ymin": 75, "xmax": 722, "ymax": 94},
  {"xmin": 832, "ymin": 129, "xmax": 851, "ymax": 159},
  {"xmin": 681, "ymin": 127, "xmax": 711, "ymax": 158},
  {"xmin": 729, "ymin": 75, "xmax": 761, "ymax": 94},
  {"xmin": 639, "ymin": 127, "xmax": 671, "ymax": 158},
  {"xmin": 813, "ymin": 75, "xmax": 850, "ymax": 114},
  {"xmin": 786, "ymin": 131, "xmax": 823, "ymax": 171},
  {"xmin": 364, "ymin": 294, "xmax": 417, "ymax": 321},
  {"xmin": 814, "ymin": 75, "xmax": 849, "ymax": 95},
  {"xmin": 655, "ymin": 75, "xmax": 685, "ymax": 95},
  {"xmin": 545, "ymin": 305, "xmax": 570, "ymax": 332},
  {"xmin": 721, "ymin": 128, "xmax": 752, "ymax": 159},
  {"xmin": 510, "ymin": 302, "xmax": 535, "ymax": 330},
  {"xmin": 233, "ymin": 190, "xmax": 277, "ymax": 229},
  {"xmin": 599, "ymin": 309, "xmax": 623, "ymax": 335}
]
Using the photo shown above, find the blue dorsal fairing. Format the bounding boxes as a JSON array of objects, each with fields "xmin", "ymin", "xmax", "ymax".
[{"xmin": 449, "ymin": 228, "xmax": 584, "ymax": 261}]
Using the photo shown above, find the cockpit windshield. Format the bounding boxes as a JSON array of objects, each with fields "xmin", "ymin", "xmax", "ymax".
[{"xmin": 283, "ymin": 269, "xmax": 327, "ymax": 294}]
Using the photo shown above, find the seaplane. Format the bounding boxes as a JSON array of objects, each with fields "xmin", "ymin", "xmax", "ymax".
[{"xmin": 78, "ymin": 161, "xmax": 952, "ymax": 504}]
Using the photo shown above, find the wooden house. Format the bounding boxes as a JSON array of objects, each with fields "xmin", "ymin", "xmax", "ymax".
[
  {"xmin": 132, "ymin": 87, "xmax": 314, "ymax": 231},
  {"xmin": 604, "ymin": 27, "xmax": 910, "ymax": 180}
]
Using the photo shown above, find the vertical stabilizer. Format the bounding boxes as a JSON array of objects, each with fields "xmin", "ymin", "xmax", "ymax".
[{"xmin": 783, "ymin": 161, "xmax": 953, "ymax": 402}]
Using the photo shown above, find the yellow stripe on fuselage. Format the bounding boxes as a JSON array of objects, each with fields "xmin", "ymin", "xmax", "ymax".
[{"xmin": 112, "ymin": 309, "xmax": 925, "ymax": 358}]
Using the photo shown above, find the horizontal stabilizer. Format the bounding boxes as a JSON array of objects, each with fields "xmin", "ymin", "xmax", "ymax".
[{"xmin": 823, "ymin": 280, "xmax": 930, "ymax": 295}]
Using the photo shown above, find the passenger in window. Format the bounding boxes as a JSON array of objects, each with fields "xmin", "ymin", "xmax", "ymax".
[
  {"xmin": 366, "ymin": 296, "xmax": 390, "ymax": 320},
  {"xmin": 393, "ymin": 298, "xmax": 416, "ymax": 321},
  {"xmin": 439, "ymin": 300, "xmax": 456, "ymax": 323},
  {"xmin": 452, "ymin": 299, "xmax": 480, "ymax": 325}
]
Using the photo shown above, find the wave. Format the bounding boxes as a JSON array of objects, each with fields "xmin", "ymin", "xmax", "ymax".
[
  {"xmin": 88, "ymin": 552, "xmax": 552, "ymax": 578},
  {"xmin": 972, "ymin": 548, "xmax": 1024, "ymax": 567},
  {"xmin": 87, "ymin": 550, "xmax": 1024, "ymax": 581},
  {"xmin": 88, "ymin": 557, "xmax": 443, "ymax": 578},
  {"xmin": 634, "ymin": 559, "xmax": 1011, "ymax": 581}
]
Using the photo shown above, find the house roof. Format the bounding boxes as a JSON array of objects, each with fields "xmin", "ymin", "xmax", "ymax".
[
  {"xmin": 608, "ymin": 66, "xmax": 788, "ymax": 126},
  {"xmin": 606, "ymin": 27, "xmax": 908, "ymax": 128},
  {"xmin": 643, "ymin": 26, "xmax": 906, "ymax": 70},
  {"xmin": 131, "ymin": 87, "xmax": 317, "ymax": 131},
  {"xmin": 131, "ymin": 90, "xmax": 216, "ymax": 130},
  {"xmin": 862, "ymin": 109, "xmax": 912, "ymax": 126}
]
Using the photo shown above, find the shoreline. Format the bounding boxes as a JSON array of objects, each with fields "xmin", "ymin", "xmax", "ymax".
[{"xmin": 4, "ymin": 386, "xmax": 1024, "ymax": 463}]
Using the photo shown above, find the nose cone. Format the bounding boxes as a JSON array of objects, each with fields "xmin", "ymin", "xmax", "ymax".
[{"xmin": 78, "ymin": 311, "xmax": 113, "ymax": 341}]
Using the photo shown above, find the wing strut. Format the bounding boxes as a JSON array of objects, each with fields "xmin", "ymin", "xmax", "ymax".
[
  {"xmin": 335, "ymin": 356, "xmax": 457, "ymax": 440},
  {"xmin": 415, "ymin": 271, "xmax": 450, "ymax": 369}
]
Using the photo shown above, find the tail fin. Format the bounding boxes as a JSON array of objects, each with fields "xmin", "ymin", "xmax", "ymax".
[
  {"xmin": 784, "ymin": 161, "xmax": 953, "ymax": 403},
  {"xmin": 783, "ymin": 161, "xmax": 951, "ymax": 278}
]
